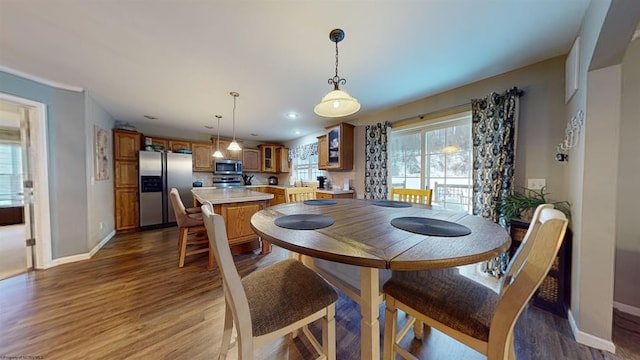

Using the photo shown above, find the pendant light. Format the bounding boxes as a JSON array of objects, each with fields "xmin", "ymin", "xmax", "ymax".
[
  {"xmin": 314, "ymin": 28, "xmax": 360, "ymax": 118},
  {"xmin": 212, "ymin": 115, "xmax": 224, "ymax": 158},
  {"xmin": 227, "ymin": 91, "xmax": 242, "ymax": 151}
]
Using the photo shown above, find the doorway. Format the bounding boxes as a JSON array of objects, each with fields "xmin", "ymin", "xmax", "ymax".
[{"xmin": 0, "ymin": 93, "xmax": 51, "ymax": 279}]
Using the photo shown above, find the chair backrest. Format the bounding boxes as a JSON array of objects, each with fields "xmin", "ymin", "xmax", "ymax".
[
  {"xmin": 169, "ymin": 188, "xmax": 189, "ymax": 227},
  {"xmin": 202, "ymin": 203, "xmax": 254, "ymax": 353},
  {"xmin": 390, "ymin": 187, "xmax": 433, "ymax": 205},
  {"xmin": 284, "ymin": 186, "xmax": 316, "ymax": 203},
  {"xmin": 490, "ymin": 204, "xmax": 568, "ymax": 358}
]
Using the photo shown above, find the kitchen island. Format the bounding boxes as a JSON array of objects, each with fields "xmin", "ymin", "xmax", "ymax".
[{"xmin": 191, "ymin": 187, "xmax": 274, "ymax": 254}]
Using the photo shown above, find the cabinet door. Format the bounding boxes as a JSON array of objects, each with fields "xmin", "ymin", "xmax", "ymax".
[
  {"xmin": 169, "ymin": 140, "xmax": 191, "ymax": 152},
  {"xmin": 317, "ymin": 135, "xmax": 328, "ymax": 170},
  {"xmin": 325, "ymin": 123, "xmax": 354, "ymax": 170},
  {"xmin": 192, "ymin": 143, "xmax": 214, "ymax": 171},
  {"xmin": 261, "ymin": 145, "xmax": 277, "ymax": 173},
  {"xmin": 114, "ymin": 130, "xmax": 141, "ymax": 160},
  {"xmin": 277, "ymin": 148, "xmax": 290, "ymax": 173},
  {"xmin": 243, "ymin": 148, "xmax": 261, "ymax": 172},
  {"xmin": 150, "ymin": 138, "xmax": 168, "ymax": 151},
  {"xmin": 115, "ymin": 161, "xmax": 138, "ymax": 188},
  {"xmin": 316, "ymin": 192, "xmax": 332, "ymax": 199},
  {"xmin": 115, "ymin": 188, "xmax": 138, "ymax": 231},
  {"xmin": 218, "ymin": 202, "xmax": 264, "ymax": 245}
]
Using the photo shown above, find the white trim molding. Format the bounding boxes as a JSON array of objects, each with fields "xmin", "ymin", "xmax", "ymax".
[
  {"xmin": 614, "ymin": 301, "xmax": 640, "ymax": 317},
  {"xmin": 0, "ymin": 65, "xmax": 84, "ymax": 92},
  {"xmin": 49, "ymin": 230, "xmax": 115, "ymax": 267},
  {"xmin": 568, "ymin": 309, "xmax": 617, "ymax": 354}
]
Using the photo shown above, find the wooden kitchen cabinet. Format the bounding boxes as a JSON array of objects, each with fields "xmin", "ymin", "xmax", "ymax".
[
  {"xmin": 168, "ymin": 140, "xmax": 191, "ymax": 152},
  {"xmin": 149, "ymin": 137, "xmax": 168, "ymax": 151},
  {"xmin": 192, "ymin": 142, "xmax": 214, "ymax": 171},
  {"xmin": 242, "ymin": 148, "xmax": 261, "ymax": 172},
  {"xmin": 213, "ymin": 201, "xmax": 266, "ymax": 247},
  {"xmin": 115, "ymin": 188, "xmax": 139, "ymax": 231},
  {"xmin": 316, "ymin": 192, "xmax": 354, "ymax": 199},
  {"xmin": 259, "ymin": 145, "xmax": 278, "ymax": 173},
  {"xmin": 325, "ymin": 123, "xmax": 354, "ymax": 170},
  {"xmin": 317, "ymin": 135, "xmax": 328, "ymax": 170},
  {"xmin": 114, "ymin": 129, "xmax": 141, "ymax": 161},
  {"xmin": 266, "ymin": 187, "xmax": 286, "ymax": 205},
  {"xmin": 113, "ymin": 129, "xmax": 141, "ymax": 232},
  {"xmin": 276, "ymin": 147, "xmax": 290, "ymax": 173}
]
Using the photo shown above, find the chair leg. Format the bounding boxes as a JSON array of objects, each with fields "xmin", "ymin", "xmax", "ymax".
[
  {"xmin": 218, "ymin": 303, "xmax": 234, "ymax": 360},
  {"xmin": 208, "ymin": 245, "xmax": 216, "ymax": 271},
  {"xmin": 413, "ymin": 320, "xmax": 424, "ymax": 339},
  {"xmin": 179, "ymin": 227, "xmax": 188, "ymax": 267},
  {"xmin": 383, "ymin": 298, "xmax": 398, "ymax": 360},
  {"xmin": 323, "ymin": 305, "xmax": 336, "ymax": 360}
]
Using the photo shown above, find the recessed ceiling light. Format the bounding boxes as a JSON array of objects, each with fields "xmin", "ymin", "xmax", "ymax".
[
  {"xmin": 250, "ymin": 133, "xmax": 259, "ymax": 137},
  {"xmin": 143, "ymin": 115, "xmax": 157, "ymax": 120},
  {"xmin": 295, "ymin": 130, "xmax": 301, "ymax": 135},
  {"xmin": 204, "ymin": 125, "xmax": 214, "ymax": 129},
  {"xmin": 286, "ymin": 112, "xmax": 298, "ymax": 119}
]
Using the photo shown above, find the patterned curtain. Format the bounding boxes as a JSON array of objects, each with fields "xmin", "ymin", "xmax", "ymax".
[
  {"xmin": 364, "ymin": 121, "xmax": 391, "ymax": 199},
  {"xmin": 289, "ymin": 142, "xmax": 318, "ymax": 161},
  {"xmin": 471, "ymin": 88, "xmax": 520, "ymax": 276}
]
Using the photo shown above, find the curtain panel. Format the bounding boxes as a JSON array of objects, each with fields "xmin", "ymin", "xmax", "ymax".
[
  {"xmin": 288, "ymin": 142, "xmax": 318, "ymax": 161},
  {"xmin": 364, "ymin": 121, "xmax": 391, "ymax": 199},
  {"xmin": 471, "ymin": 88, "xmax": 520, "ymax": 276}
]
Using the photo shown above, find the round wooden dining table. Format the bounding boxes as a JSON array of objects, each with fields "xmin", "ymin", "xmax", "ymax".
[{"xmin": 250, "ymin": 198, "xmax": 510, "ymax": 360}]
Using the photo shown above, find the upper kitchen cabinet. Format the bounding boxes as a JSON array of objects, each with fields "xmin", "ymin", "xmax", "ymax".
[
  {"xmin": 276, "ymin": 147, "xmax": 290, "ymax": 173},
  {"xmin": 259, "ymin": 144, "xmax": 278, "ymax": 173},
  {"xmin": 192, "ymin": 142, "xmax": 214, "ymax": 171},
  {"xmin": 324, "ymin": 123, "xmax": 354, "ymax": 170},
  {"xmin": 114, "ymin": 129, "xmax": 141, "ymax": 161},
  {"xmin": 242, "ymin": 148, "xmax": 261, "ymax": 172},
  {"xmin": 317, "ymin": 135, "xmax": 328, "ymax": 170},
  {"xmin": 168, "ymin": 140, "xmax": 191, "ymax": 152}
]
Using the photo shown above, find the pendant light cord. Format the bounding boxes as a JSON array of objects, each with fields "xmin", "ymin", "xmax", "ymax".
[{"xmin": 215, "ymin": 115, "xmax": 221, "ymax": 150}]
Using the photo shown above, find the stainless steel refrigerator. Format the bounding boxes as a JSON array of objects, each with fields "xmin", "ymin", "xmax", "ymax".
[{"xmin": 139, "ymin": 151, "xmax": 193, "ymax": 228}]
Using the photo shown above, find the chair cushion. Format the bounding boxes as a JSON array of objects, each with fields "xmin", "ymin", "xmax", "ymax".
[
  {"xmin": 180, "ymin": 212, "xmax": 204, "ymax": 228},
  {"xmin": 242, "ymin": 259, "xmax": 338, "ymax": 337},
  {"xmin": 185, "ymin": 207, "xmax": 202, "ymax": 214},
  {"xmin": 383, "ymin": 268, "xmax": 499, "ymax": 342}
]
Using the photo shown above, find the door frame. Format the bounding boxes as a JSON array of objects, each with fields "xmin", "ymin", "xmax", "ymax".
[{"xmin": 0, "ymin": 93, "xmax": 52, "ymax": 269}]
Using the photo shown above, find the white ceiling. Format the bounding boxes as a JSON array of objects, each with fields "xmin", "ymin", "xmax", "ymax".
[{"xmin": 0, "ymin": 0, "xmax": 590, "ymax": 143}]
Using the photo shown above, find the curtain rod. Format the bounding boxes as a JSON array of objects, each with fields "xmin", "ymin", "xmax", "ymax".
[{"xmin": 393, "ymin": 86, "xmax": 524, "ymax": 126}]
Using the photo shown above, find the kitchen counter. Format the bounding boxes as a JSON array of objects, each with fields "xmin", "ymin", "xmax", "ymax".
[
  {"xmin": 191, "ymin": 187, "xmax": 273, "ymax": 255},
  {"xmin": 245, "ymin": 184, "xmax": 354, "ymax": 195},
  {"xmin": 191, "ymin": 187, "xmax": 273, "ymax": 205}
]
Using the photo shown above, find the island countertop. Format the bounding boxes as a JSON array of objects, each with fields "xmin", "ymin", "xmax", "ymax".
[{"xmin": 191, "ymin": 187, "xmax": 274, "ymax": 205}]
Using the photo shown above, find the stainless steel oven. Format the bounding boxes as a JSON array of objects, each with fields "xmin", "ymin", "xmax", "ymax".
[{"xmin": 214, "ymin": 159, "xmax": 242, "ymax": 175}]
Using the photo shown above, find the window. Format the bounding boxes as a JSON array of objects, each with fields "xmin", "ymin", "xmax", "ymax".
[
  {"xmin": 390, "ymin": 112, "xmax": 472, "ymax": 213},
  {"xmin": 0, "ymin": 141, "xmax": 23, "ymax": 204},
  {"xmin": 293, "ymin": 154, "xmax": 325, "ymax": 182}
]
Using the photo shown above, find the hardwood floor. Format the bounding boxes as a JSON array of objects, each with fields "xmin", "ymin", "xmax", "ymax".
[{"xmin": 0, "ymin": 227, "xmax": 638, "ymax": 359}]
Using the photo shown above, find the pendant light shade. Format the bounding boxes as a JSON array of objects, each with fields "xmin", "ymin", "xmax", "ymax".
[
  {"xmin": 212, "ymin": 115, "xmax": 224, "ymax": 158},
  {"xmin": 227, "ymin": 91, "xmax": 242, "ymax": 151},
  {"xmin": 314, "ymin": 28, "xmax": 360, "ymax": 118}
]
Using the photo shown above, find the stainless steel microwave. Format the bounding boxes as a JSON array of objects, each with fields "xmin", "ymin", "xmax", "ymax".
[{"xmin": 214, "ymin": 159, "xmax": 243, "ymax": 175}]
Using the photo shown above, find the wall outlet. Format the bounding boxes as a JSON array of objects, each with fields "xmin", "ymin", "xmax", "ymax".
[{"xmin": 527, "ymin": 178, "xmax": 546, "ymax": 190}]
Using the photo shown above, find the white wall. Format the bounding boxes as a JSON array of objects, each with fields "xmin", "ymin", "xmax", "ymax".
[{"xmin": 615, "ymin": 36, "xmax": 640, "ymax": 310}]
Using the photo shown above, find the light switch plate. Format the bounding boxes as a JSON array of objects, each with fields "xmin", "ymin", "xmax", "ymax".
[{"xmin": 527, "ymin": 178, "xmax": 546, "ymax": 190}]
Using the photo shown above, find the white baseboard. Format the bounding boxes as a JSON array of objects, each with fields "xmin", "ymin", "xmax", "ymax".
[
  {"xmin": 613, "ymin": 301, "xmax": 640, "ymax": 317},
  {"xmin": 89, "ymin": 230, "xmax": 115, "ymax": 257},
  {"xmin": 49, "ymin": 230, "xmax": 115, "ymax": 267},
  {"xmin": 568, "ymin": 309, "xmax": 617, "ymax": 354}
]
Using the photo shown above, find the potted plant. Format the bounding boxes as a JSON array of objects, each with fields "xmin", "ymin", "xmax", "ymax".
[{"xmin": 498, "ymin": 186, "xmax": 571, "ymax": 223}]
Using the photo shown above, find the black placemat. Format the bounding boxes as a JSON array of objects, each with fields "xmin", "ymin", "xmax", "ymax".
[
  {"xmin": 303, "ymin": 199, "xmax": 337, "ymax": 205},
  {"xmin": 274, "ymin": 214, "xmax": 335, "ymax": 230},
  {"xmin": 391, "ymin": 217, "xmax": 471, "ymax": 237},
  {"xmin": 372, "ymin": 200, "xmax": 412, "ymax": 208}
]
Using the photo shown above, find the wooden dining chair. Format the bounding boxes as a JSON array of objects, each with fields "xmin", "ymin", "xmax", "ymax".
[
  {"xmin": 201, "ymin": 203, "xmax": 338, "ymax": 360},
  {"xmin": 168, "ymin": 188, "xmax": 214, "ymax": 270},
  {"xmin": 390, "ymin": 187, "xmax": 433, "ymax": 205},
  {"xmin": 284, "ymin": 186, "xmax": 317, "ymax": 203},
  {"xmin": 382, "ymin": 204, "xmax": 568, "ymax": 360}
]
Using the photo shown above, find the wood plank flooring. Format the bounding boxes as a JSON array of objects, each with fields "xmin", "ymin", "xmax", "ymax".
[{"xmin": 0, "ymin": 227, "xmax": 638, "ymax": 359}]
